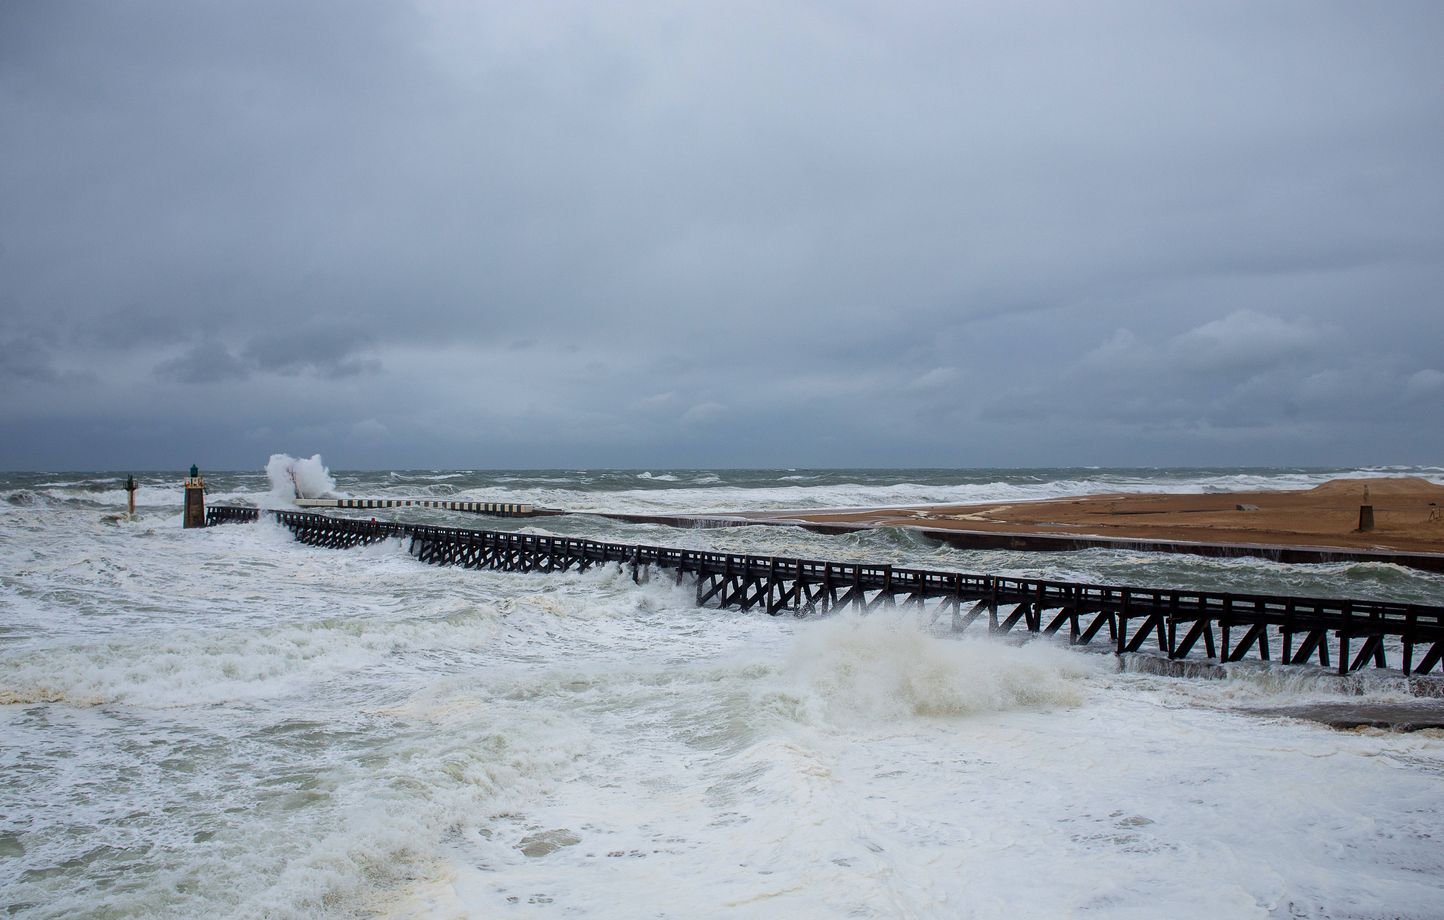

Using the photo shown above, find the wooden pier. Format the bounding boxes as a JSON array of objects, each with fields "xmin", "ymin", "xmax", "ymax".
[{"xmin": 205, "ymin": 506, "xmax": 1444, "ymax": 677}]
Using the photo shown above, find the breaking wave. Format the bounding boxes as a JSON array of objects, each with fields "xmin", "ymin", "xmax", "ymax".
[
  {"xmin": 776, "ymin": 612, "xmax": 1099, "ymax": 725},
  {"xmin": 265, "ymin": 453, "xmax": 339, "ymax": 504}
]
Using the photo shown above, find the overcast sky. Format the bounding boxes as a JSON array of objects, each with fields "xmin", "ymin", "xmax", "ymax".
[{"xmin": 2, "ymin": 1, "xmax": 1442, "ymax": 470}]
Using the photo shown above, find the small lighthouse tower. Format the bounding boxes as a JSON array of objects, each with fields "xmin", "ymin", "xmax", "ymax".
[{"xmin": 183, "ymin": 464, "xmax": 206, "ymax": 528}]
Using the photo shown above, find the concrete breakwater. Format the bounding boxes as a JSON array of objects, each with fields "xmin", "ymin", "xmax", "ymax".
[{"xmin": 207, "ymin": 506, "xmax": 1444, "ymax": 677}]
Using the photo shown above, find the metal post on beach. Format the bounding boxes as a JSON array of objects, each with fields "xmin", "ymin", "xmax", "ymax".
[{"xmin": 1358, "ymin": 483, "xmax": 1375, "ymax": 533}]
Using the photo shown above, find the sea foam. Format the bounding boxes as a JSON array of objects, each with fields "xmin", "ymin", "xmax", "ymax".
[{"xmin": 780, "ymin": 611, "xmax": 1098, "ymax": 725}]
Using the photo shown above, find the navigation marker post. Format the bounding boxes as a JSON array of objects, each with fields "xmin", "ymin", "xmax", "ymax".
[
  {"xmin": 183, "ymin": 464, "xmax": 206, "ymax": 528},
  {"xmin": 1358, "ymin": 483, "xmax": 1375, "ymax": 533}
]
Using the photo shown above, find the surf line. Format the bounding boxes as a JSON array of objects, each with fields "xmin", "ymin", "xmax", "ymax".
[{"xmin": 205, "ymin": 506, "xmax": 1444, "ymax": 679}]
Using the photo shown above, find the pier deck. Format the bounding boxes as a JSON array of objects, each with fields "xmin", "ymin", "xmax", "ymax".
[{"xmin": 206, "ymin": 506, "xmax": 1444, "ymax": 678}]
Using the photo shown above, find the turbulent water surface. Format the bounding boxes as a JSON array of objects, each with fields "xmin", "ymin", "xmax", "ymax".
[{"xmin": 3, "ymin": 466, "xmax": 1443, "ymax": 919}]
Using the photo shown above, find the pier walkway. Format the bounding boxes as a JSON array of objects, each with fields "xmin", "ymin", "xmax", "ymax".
[{"xmin": 207, "ymin": 506, "xmax": 1444, "ymax": 677}]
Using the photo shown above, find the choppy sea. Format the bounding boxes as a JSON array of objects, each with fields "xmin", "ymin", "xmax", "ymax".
[{"xmin": 3, "ymin": 465, "xmax": 1444, "ymax": 919}]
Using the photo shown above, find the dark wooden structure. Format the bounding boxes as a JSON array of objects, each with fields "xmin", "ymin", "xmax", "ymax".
[{"xmin": 205, "ymin": 506, "xmax": 1444, "ymax": 677}]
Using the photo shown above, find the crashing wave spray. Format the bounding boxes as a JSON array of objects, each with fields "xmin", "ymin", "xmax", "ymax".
[
  {"xmin": 782, "ymin": 610, "xmax": 1097, "ymax": 724},
  {"xmin": 265, "ymin": 454, "xmax": 338, "ymax": 504}
]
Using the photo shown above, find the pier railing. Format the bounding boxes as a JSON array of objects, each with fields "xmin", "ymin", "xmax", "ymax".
[{"xmin": 205, "ymin": 506, "xmax": 1444, "ymax": 677}]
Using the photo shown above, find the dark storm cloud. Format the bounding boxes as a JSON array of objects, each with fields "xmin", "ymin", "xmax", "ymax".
[
  {"xmin": 242, "ymin": 327, "xmax": 380, "ymax": 379},
  {"xmin": 153, "ymin": 341, "xmax": 249, "ymax": 384},
  {"xmin": 1, "ymin": 0, "xmax": 1442, "ymax": 469},
  {"xmin": 0, "ymin": 335, "xmax": 67, "ymax": 383}
]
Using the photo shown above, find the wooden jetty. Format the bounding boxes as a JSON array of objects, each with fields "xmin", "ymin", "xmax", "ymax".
[{"xmin": 205, "ymin": 506, "xmax": 1444, "ymax": 677}]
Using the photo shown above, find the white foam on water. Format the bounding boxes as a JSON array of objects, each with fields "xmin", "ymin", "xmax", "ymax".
[
  {"xmin": 0, "ymin": 483, "xmax": 188, "ymax": 513},
  {"xmin": 386, "ymin": 611, "xmax": 1443, "ymax": 920},
  {"xmin": 3, "ymin": 470, "xmax": 1443, "ymax": 919},
  {"xmin": 1117, "ymin": 653, "xmax": 1425, "ymax": 706},
  {"xmin": 773, "ymin": 610, "xmax": 1097, "ymax": 724}
]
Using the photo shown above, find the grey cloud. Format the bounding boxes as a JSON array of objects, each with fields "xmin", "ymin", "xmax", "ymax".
[
  {"xmin": 907, "ymin": 367, "xmax": 960, "ymax": 392},
  {"xmin": 1168, "ymin": 311, "xmax": 1325, "ymax": 373},
  {"xmin": 985, "ymin": 307, "xmax": 1419, "ymax": 432},
  {"xmin": 87, "ymin": 305, "xmax": 198, "ymax": 350},
  {"xmin": 152, "ymin": 328, "xmax": 380, "ymax": 383},
  {"xmin": 154, "ymin": 342, "xmax": 250, "ymax": 384},
  {"xmin": 241, "ymin": 329, "xmax": 380, "ymax": 379},
  {"xmin": 350, "ymin": 418, "xmax": 389, "ymax": 443},
  {"xmin": 2, "ymin": 1, "xmax": 1443, "ymax": 468},
  {"xmin": 0, "ymin": 335, "xmax": 97, "ymax": 388},
  {"xmin": 0, "ymin": 337, "xmax": 64, "ymax": 383},
  {"xmin": 679, "ymin": 402, "xmax": 726, "ymax": 425},
  {"xmin": 1406, "ymin": 370, "xmax": 1444, "ymax": 399}
]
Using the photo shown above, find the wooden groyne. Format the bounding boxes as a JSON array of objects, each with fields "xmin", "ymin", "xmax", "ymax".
[{"xmin": 205, "ymin": 506, "xmax": 1444, "ymax": 677}]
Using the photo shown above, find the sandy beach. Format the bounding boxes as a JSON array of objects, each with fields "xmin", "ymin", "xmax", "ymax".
[{"xmin": 753, "ymin": 476, "xmax": 1444, "ymax": 555}]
